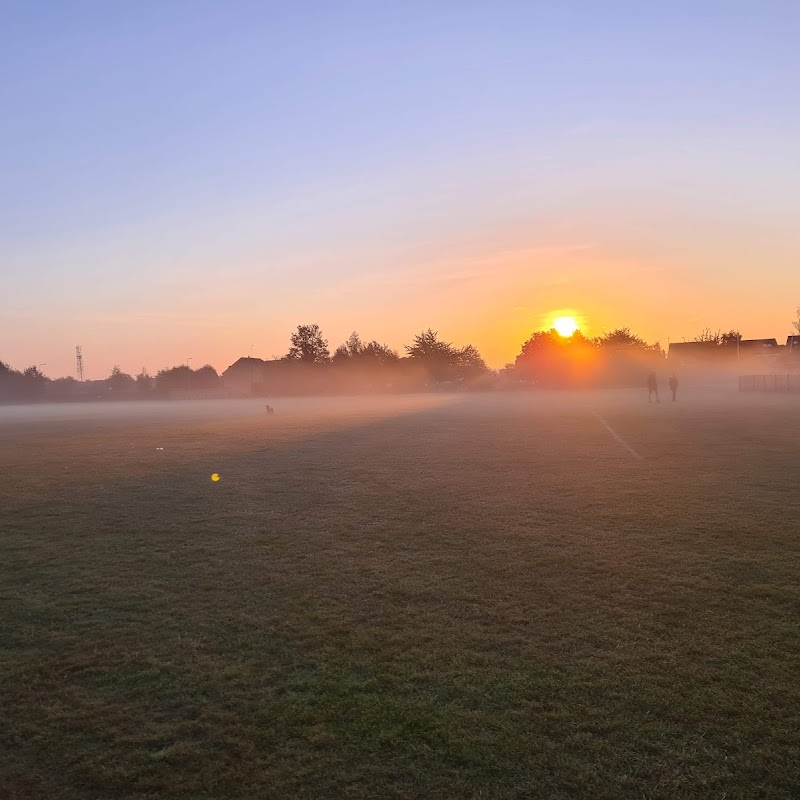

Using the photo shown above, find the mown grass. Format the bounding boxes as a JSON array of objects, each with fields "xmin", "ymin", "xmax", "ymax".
[{"xmin": 2, "ymin": 392, "xmax": 800, "ymax": 798}]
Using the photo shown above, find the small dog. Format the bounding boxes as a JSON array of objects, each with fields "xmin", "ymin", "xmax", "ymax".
[{"xmin": 265, "ymin": 404, "xmax": 274, "ymax": 416}]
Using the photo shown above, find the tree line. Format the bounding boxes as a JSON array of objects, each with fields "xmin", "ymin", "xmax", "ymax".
[
  {"xmin": 2, "ymin": 322, "xmax": 741, "ymax": 402},
  {"xmin": 276, "ymin": 325, "xmax": 491, "ymax": 390},
  {"xmin": 0, "ymin": 326, "xmax": 492, "ymax": 401}
]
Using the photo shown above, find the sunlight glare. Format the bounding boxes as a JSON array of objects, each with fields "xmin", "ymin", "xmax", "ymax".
[{"xmin": 553, "ymin": 316, "xmax": 579, "ymax": 337}]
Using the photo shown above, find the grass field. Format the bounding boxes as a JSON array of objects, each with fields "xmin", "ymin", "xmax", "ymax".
[{"xmin": 2, "ymin": 390, "xmax": 800, "ymax": 799}]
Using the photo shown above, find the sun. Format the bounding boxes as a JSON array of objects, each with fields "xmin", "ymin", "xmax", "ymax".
[{"xmin": 553, "ymin": 316, "xmax": 579, "ymax": 337}]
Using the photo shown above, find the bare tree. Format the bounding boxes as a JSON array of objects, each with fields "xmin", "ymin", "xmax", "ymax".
[{"xmin": 693, "ymin": 328, "xmax": 721, "ymax": 345}]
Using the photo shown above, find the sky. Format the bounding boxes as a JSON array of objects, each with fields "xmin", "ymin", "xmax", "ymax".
[{"xmin": 2, "ymin": 1, "xmax": 799, "ymax": 377}]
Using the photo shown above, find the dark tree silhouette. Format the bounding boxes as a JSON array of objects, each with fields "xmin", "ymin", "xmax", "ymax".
[
  {"xmin": 0, "ymin": 361, "xmax": 25, "ymax": 401},
  {"xmin": 23, "ymin": 365, "xmax": 47, "ymax": 380},
  {"xmin": 155, "ymin": 365, "xmax": 191, "ymax": 392},
  {"xmin": 597, "ymin": 328, "xmax": 661, "ymax": 352},
  {"xmin": 136, "ymin": 368, "xmax": 153, "ymax": 393},
  {"xmin": 191, "ymin": 364, "xmax": 221, "ymax": 388},
  {"xmin": 720, "ymin": 330, "xmax": 741, "ymax": 349},
  {"xmin": 405, "ymin": 330, "xmax": 489, "ymax": 387},
  {"xmin": 49, "ymin": 376, "xmax": 82, "ymax": 400},
  {"xmin": 153, "ymin": 364, "xmax": 220, "ymax": 393},
  {"xmin": 22, "ymin": 366, "xmax": 48, "ymax": 398},
  {"xmin": 692, "ymin": 328, "xmax": 740, "ymax": 351},
  {"xmin": 333, "ymin": 332, "xmax": 399, "ymax": 367},
  {"xmin": 107, "ymin": 365, "xmax": 136, "ymax": 392},
  {"xmin": 285, "ymin": 324, "xmax": 330, "ymax": 364},
  {"xmin": 405, "ymin": 329, "xmax": 457, "ymax": 386},
  {"xmin": 333, "ymin": 332, "xmax": 364, "ymax": 363},
  {"xmin": 455, "ymin": 344, "xmax": 489, "ymax": 374},
  {"xmin": 360, "ymin": 341, "xmax": 400, "ymax": 367},
  {"xmin": 693, "ymin": 328, "xmax": 721, "ymax": 344}
]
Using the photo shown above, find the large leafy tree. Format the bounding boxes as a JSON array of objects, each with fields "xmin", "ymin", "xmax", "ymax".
[
  {"xmin": 285, "ymin": 324, "xmax": 330, "ymax": 364},
  {"xmin": 455, "ymin": 344, "xmax": 489, "ymax": 375},
  {"xmin": 405, "ymin": 329, "xmax": 458, "ymax": 385},
  {"xmin": 155, "ymin": 365, "xmax": 191, "ymax": 392},
  {"xmin": 20, "ymin": 365, "xmax": 49, "ymax": 399},
  {"xmin": 515, "ymin": 329, "xmax": 589, "ymax": 385},
  {"xmin": 107, "ymin": 365, "xmax": 135, "ymax": 392},
  {"xmin": 333, "ymin": 332, "xmax": 399, "ymax": 367},
  {"xmin": 406, "ymin": 329, "xmax": 455, "ymax": 359},
  {"xmin": 333, "ymin": 332, "xmax": 364, "ymax": 363},
  {"xmin": 0, "ymin": 361, "xmax": 24, "ymax": 401},
  {"xmin": 360, "ymin": 341, "xmax": 400, "ymax": 367},
  {"xmin": 191, "ymin": 364, "xmax": 221, "ymax": 388},
  {"xmin": 406, "ymin": 330, "xmax": 488, "ymax": 386},
  {"xmin": 720, "ymin": 330, "xmax": 741, "ymax": 349},
  {"xmin": 136, "ymin": 368, "xmax": 153, "ymax": 393},
  {"xmin": 153, "ymin": 364, "xmax": 220, "ymax": 392},
  {"xmin": 597, "ymin": 327, "xmax": 658, "ymax": 351}
]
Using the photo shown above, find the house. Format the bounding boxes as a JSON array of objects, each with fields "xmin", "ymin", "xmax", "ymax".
[
  {"xmin": 668, "ymin": 338, "xmax": 782, "ymax": 366},
  {"xmin": 221, "ymin": 357, "xmax": 322, "ymax": 396},
  {"xmin": 221, "ymin": 357, "xmax": 269, "ymax": 395},
  {"xmin": 738, "ymin": 338, "xmax": 778, "ymax": 352},
  {"xmin": 667, "ymin": 341, "xmax": 727, "ymax": 366},
  {"xmin": 785, "ymin": 335, "xmax": 800, "ymax": 354},
  {"xmin": 737, "ymin": 338, "xmax": 779, "ymax": 358}
]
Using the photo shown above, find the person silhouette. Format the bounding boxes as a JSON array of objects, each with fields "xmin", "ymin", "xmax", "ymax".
[
  {"xmin": 647, "ymin": 371, "xmax": 660, "ymax": 403},
  {"xmin": 668, "ymin": 375, "xmax": 679, "ymax": 402}
]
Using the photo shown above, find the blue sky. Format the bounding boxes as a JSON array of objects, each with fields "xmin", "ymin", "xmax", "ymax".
[{"xmin": 2, "ymin": 1, "xmax": 799, "ymax": 376}]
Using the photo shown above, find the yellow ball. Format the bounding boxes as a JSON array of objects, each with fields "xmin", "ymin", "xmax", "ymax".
[{"xmin": 211, "ymin": 473, "xmax": 220, "ymax": 482}]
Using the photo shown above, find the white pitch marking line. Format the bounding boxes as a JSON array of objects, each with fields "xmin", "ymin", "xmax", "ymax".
[{"xmin": 592, "ymin": 410, "xmax": 643, "ymax": 460}]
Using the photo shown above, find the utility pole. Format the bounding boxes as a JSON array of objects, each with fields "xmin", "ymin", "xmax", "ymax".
[{"xmin": 186, "ymin": 357, "xmax": 192, "ymax": 398}]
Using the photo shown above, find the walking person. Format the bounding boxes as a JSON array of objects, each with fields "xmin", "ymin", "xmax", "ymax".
[
  {"xmin": 647, "ymin": 371, "xmax": 660, "ymax": 403},
  {"xmin": 668, "ymin": 375, "xmax": 679, "ymax": 402}
]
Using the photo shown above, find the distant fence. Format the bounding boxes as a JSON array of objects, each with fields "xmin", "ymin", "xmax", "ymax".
[{"xmin": 739, "ymin": 374, "xmax": 800, "ymax": 392}]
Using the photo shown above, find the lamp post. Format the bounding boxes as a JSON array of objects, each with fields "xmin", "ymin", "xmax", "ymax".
[{"xmin": 186, "ymin": 357, "xmax": 192, "ymax": 398}]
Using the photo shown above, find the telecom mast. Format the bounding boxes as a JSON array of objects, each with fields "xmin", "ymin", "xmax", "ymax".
[{"xmin": 76, "ymin": 346, "xmax": 84, "ymax": 381}]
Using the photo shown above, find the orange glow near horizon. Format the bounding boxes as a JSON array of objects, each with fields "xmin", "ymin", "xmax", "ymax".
[{"xmin": 553, "ymin": 316, "xmax": 579, "ymax": 337}]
